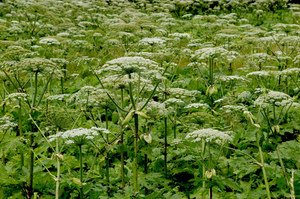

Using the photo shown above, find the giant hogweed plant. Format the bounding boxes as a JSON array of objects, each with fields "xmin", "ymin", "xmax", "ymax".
[
  {"xmin": 0, "ymin": 56, "xmax": 62, "ymax": 198},
  {"xmin": 245, "ymin": 90, "xmax": 298, "ymax": 199},
  {"xmin": 95, "ymin": 56, "xmax": 167, "ymax": 196},
  {"xmin": 0, "ymin": 0, "xmax": 300, "ymax": 198}
]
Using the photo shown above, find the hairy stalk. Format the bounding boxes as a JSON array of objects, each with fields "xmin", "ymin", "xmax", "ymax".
[
  {"xmin": 79, "ymin": 145, "xmax": 83, "ymax": 199},
  {"xmin": 144, "ymin": 123, "xmax": 148, "ymax": 174},
  {"xmin": 19, "ymin": 99, "xmax": 24, "ymax": 168},
  {"xmin": 32, "ymin": 71, "xmax": 38, "ymax": 107},
  {"xmin": 133, "ymin": 114, "xmax": 139, "ymax": 195},
  {"xmin": 257, "ymin": 133, "xmax": 271, "ymax": 199},
  {"xmin": 164, "ymin": 117, "xmax": 168, "ymax": 176},
  {"xmin": 128, "ymin": 73, "xmax": 139, "ymax": 195},
  {"xmin": 202, "ymin": 141, "xmax": 206, "ymax": 199},
  {"xmin": 120, "ymin": 87, "xmax": 125, "ymax": 193},
  {"xmin": 208, "ymin": 142, "xmax": 212, "ymax": 199},
  {"xmin": 29, "ymin": 133, "xmax": 34, "ymax": 199},
  {"xmin": 55, "ymin": 136, "xmax": 61, "ymax": 199},
  {"xmin": 276, "ymin": 146, "xmax": 293, "ymax": 197},
  {"xmin": 120, "ymin": 127, "xmax": 125, "ymax": 193},
  {"xmin": 105, "ymin": 107, "xmax": 110, "ymax": 196}
]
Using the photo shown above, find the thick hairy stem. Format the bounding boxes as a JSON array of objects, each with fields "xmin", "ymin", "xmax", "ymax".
[
  {"xmin": 79, "ymin": 145, "xmax": 83, "ymax": 199},
  {"xmin": 258, "ymin": 145, "xmax": 271, "ymax": 199},
  {"xmin": 19, "ymin": 100, "xmax": 24, "ymax": 168},
  {"xmin": 208, "ymin": 142, "xmax": 212, "ymax": 199},
  {"xmin": 276, "ymin": 146, "xmax": 291, "ymax": 195},
  {"xmin": 128, "ymin": 74, "xmax": 136, "ymax": 110},
  {"xmin": 29, "ymin": 133, "xmax": 34, "ymax": 199},
  {"xmin": 32, "ymin": 71, "xmax": 38, "ymax": 107},
  {"xmin": 164, "ymin": 117, "xmax": 168, "ymax": 176},
  {"xmin": 202, "ymin": 141, "xmax": 206, "ymax": 199},
  {"xmin": 55, "ymin": 138, "xmax": 60, "ymax": 199},
  {"xmin": 105, "ymin": 107, "xmax": 110, "ymax": 196},
  {"xmin": 120, "ymin": 129, "xmax": 125, "ymax": 193},
  {"xmin": 173, "ymin": 118, "xmax": 176, "ymax": 139},
  {"xmin": 144, "ymin": 149, "xmax": 148, "ymax": 174},
  {"xmin": 60, "ymin": 77, "xmax": 64, "ymax": 94},
  {"xmin": 133, "ymin": 114, "xmax": 139, "ymax": 195}
]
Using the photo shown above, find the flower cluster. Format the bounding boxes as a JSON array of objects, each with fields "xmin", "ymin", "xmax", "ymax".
[
  {"xmin": 39, "ymin": 38, "xmax": 61, "ymax": 46},
  {"xmin": 184, "ymin": 103, "xmax": 210, "ymax": 111},
  {"xmin": 48, "ymin": 127, "xmax": 100, "ymax": 145},
  {"xmin": 96, "ymin": 56, "xmax": 162, "ymax": 77},
  {"xmin": 186, "ymin": 128, "xmax": 233, "ymax": 144},
  {"xmin": 0, "ymin": 116, "xmax": 17, "ymax": 131},
  {"xmin": 19, "ymin": 57, "xmax": 57, "ymax": 73},
  {"xmin": 139, "ymin": 37, "xmax": 165, "ymax": 46},
  {"xmin": 4, "ymin": 93, "xmax": 28, "ymax": 105},
  {"xmin": 254, "ymin": 90, "xmax": 293, "ymax": 108},
  {"xmin": 220, "ymin": 105, "xmax": 247, "ymax": 113}
]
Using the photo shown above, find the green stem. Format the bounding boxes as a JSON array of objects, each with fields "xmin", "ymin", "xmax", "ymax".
[
  {"xmin": 19, "ymin": 100, "xmax": 24, "ymax": 168},
  {"xmin": 164, "ymin": 117, "xmax": 168, "ymax": 176},
  {"xmin": 2, "ymin": 69, "xmax": 18, "ymax": 90},
  {"xmin": 128, "ymin": 74, "xmax": 136, "ymax": 110},
  {"xmin": 32, "ymin": 71, "xmax": 38, "ymax": 107},
  {"xmin": 120, "ymin": 128, "xmax": 125, "ymax": 193},
  {"xmin": 105, "ymin": 107, "xmax": 110, "ymax": 196},
  {"xmin": 29, "ymin": 133, "xmax": 34, "ymax": 199},
  {"xmin": 208, "ymin": 142, "xmax": 212, "ymax": 199},
  {"xmin": 79, "ymin": 145, "xmax": 83, "ymax": 199},
  {"xmin": 133, "ymin": 114, "xmax": 139, "ymax": 196},
  {"xmin": 276, "ymin": 146, "xmax": 290, "ymax": 191},
  {"xmin": 257, "ymin": 134, "xmax": 271, "ymax": 199},
  {"xmin": 55, "ymin": 137, "xmax": 61, "ymax": 199},
  {"xmin": 202, "ymin": 141, "xmax": 206, "ymax": 199}
]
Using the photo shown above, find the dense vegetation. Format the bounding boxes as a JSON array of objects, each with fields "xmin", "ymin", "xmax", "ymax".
[{"xmin": 0, "ymin": 0, "xmax": 299, "ymax": 198}]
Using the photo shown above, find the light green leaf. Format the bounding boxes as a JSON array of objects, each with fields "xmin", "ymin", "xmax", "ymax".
[{"xmin": 122, "ymin": 110, "xmax": 135, "ymax": 125}]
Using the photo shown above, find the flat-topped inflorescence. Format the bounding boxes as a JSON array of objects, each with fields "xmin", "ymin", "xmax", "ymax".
[
  {"xmin": 186, "ymin": 128, "xmax": 233, "ymax": 144},
  {"xmin": 254, "ymin": 90, "xmax": 293, "ymax": 108},
  {"xmin": 48, "ymin": 127, "xmax": 105, "ymax": 145},
  {"xmin": 96, "ymin": 56, "xmax": 162, "ymax": 77},
  {"xmin": 0, "ymin": 116, "xmax": 17, "ymax": 131}
]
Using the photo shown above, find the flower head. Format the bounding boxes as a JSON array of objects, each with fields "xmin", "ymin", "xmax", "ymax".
[
  {"xmin": 186, "ymin": 128, "xmax": 233, "ymax": 144},
  {"xmin": 48, "ymin": 127, "xmax": 99, "ymax": 146},
  {"xmin": 0, "ymin": 116, "xmax": 17, "ymax": 131}
]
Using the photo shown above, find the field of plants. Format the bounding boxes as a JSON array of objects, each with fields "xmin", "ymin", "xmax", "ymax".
[{"xmin": 0, "ymin": 0, "xmax": 300, "ymax": 198}]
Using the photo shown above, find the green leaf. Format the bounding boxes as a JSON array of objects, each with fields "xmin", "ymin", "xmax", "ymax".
[
  {"xmin": 143, "ymin": 134, "xmax": 152, "ymax": 144},
  {"xmin": 122, "ymin": 110, "xmax": 134, "ymax": 125},
  {"xmin": 135, "ymin": 110, "xmax": 150, "ymax": 119}
]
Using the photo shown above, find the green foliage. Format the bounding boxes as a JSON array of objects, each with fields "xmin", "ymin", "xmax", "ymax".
[{"xmin": 0, "ymin": 0, "xmax": 299, "ymax": 198}]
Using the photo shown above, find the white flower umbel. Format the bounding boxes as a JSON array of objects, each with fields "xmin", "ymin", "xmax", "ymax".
[
  {"xmin": 169, "ymin": 33, "xmax": 191, "ymax": 39},
  {"xmin": 47, "ymin": 94, "xmax": 70, "ymax": 101},
  {"xmin": 185, "ymin": 103, "xmax": 210, "ymax": 111},
  {"xmin": 218, "ymin": 75, "xmax": 246, "ymax": 82},
  {"xmin": 19, "ymin": 58, "xmax": 57, "ymax": 73},
  {"xmin": 139, "ymin": 37, "xmax": 165, "ymax": 46},
  {"xmin": 142, "ymin": 101, "xmax": 169, "ymax": 118},
  {"xmin": 4, "ymin": 93, "xmax": 28, "ymax": 105},
  {"xmin": 164, "ymin": 98, "xmax": 186, "ymax": 107},
  {"xmin": 168, "ymin": 88, "xmax": 201, "ymax": 99},
  {"xmin": 39, "ymin": 38, "xmax": 60, "ymax": 46},
  {"xmin": 96, "ymin": 56, "xmax": 162, "ymax": 76},
  {"xmin": 48, "ymin": 127, "xmax": 99, "ymax": 146},
  {"xmin": 186, "ymin": 128, "xmax": 233, "ymax": 144},
  {"xmin": 220, "ymin": 105, "xmax": 247, "ymax": 113},
  {"xmin": 0, "ymin": 116, "xmax": 17, "ymax": 131},
  {"xmin": 91, "ymin": 127, "xmax": 111, "ymax": 135},
  {"xmin": 281, "ymin": 68, "xmax": 300, "ymax": 76},
  {"xmin": 246, "ymin": 71, "xmax": 270, "ymax": 78},
  {"xmin": 254, "ymin": 90, "xmax": 293, "ymax": 108}
]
